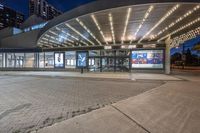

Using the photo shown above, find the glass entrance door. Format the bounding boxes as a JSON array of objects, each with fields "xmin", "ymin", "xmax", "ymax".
[
  {"xmin": 89, "ymin": 57, "xmax": 101, "ymax": 72},
  {"xmin": 102, "ymin": 57, "xmax": 115, "ymax": 72},
  {"xmin": 88, "ymin": 50, "xmax": 130, "ymax": 72},
  {"xmin": 116, "ymin": 57, "xmax": 130, "ymax": 72}
]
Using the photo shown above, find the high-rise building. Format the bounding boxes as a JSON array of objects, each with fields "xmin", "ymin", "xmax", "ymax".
[
  {"xmin": 0, "ymin": 4, "xmax": 24, "ymax": 30},
  {"xmin": 29, "ymin": 0, "xmax": 62, "ymax": 20}
]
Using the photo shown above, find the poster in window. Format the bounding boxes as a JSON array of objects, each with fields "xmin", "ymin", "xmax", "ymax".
[
  {"xmin": 131, "ymin": 50, "xmax": 164, "ymax": 69},
  {"xmin": 76, "ymin": 51, "xmax": 88, "ymax": 68},
  {"xmin": 54, "ymin": 52, "xmax": 65, "ymax": 68}
]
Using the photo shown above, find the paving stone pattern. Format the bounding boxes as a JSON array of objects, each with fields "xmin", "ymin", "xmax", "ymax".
[{"xmin": 0, "ymin": 76, "xmax": 163, "ymax": 133}]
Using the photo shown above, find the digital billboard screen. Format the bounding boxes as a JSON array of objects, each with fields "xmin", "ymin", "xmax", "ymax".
[
  {"xmin": 76, "ymin": 51, "xmax": 88, "ymax": 68},
  {"xmin": 54, "ymin": 52, "xmax": 65, "ymax": 68},
  {"xmin": 131, "ymin": 50, "xmax": 164, "ymax": 69}
]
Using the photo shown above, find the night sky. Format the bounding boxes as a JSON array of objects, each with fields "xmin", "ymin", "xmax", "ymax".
[{"xmin": 0, "ymin": 0, "xmax": 95, "ymax": 18}]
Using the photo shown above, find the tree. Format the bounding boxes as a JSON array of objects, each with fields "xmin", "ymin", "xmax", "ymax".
[
  {"xmin": 171, "ymin": 52, "xmax": 182, "ymax": 64},
  {"xmin": 185, "ymin": 48, "xmax": 192, "ymax": 65}
]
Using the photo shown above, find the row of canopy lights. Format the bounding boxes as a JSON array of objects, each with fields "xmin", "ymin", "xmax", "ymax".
[
  {"xmin": 139, "ymin": 4, "xmax": 180, "ymax": 43},
  {"xmin": 39, "ymin": 3, "xmax": 200, "ymax": 48},
  {"xmin": 158, "ymin": 17, "xmax": 200, "ymax": 42},
  {"xmin": 171, "ymin": 26, "xmax": 200, "ymax": 47},
  {"xmin": 152, "ymin": 5, "xmax": 200, "ymax": 41}
]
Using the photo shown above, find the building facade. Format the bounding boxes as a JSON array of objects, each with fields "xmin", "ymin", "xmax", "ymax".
[
  {"xmin": 0, "ymin": 0, "xmax": 200, "ymax": 74},
  {"xmin": 29, "ymin": 0, "xmax": 62, "ymax": 20},
  {"xmin": 0, "ymin": 4, "xmax": 24, "ymax": 30}
]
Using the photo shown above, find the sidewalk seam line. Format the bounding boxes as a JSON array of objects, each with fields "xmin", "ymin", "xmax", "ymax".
[{"xmin": 111, "ymin": 105, "xmax": 151, "ymax": 133}]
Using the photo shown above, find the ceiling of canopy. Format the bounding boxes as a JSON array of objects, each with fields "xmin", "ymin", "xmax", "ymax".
[{"xmin": 37, "ymin": 3, "xmax": 200, "ymax": 48}]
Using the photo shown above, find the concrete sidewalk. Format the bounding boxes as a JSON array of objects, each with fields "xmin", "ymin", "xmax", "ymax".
[
  {"xmin": 34, "ymin": 80, "xmax": 200, "ymax": 133},
  {"xmin": 0, "ymin": 71, "xmax": 181, "ymax": 81}
]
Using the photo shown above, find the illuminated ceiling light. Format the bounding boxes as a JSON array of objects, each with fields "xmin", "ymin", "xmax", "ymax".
[
  {"xmin": 91, "ymin": 14, "xmax": 108, "ymax": 45},
  {"xmin": 65, "ymin": 23, "xmax": 94, "ymax": 45},
  {"xmin": 56, "ymin": 27, "xmax": 75, "ymax": 43},
  {"xmin": 49, "ymin": 39, "xmax": 60, "ymax": 44},
  {"xmin": 44, "ymin": 34, "xmax": 50, "ymax": 38},
  {"xmin": 153, "ymin": 4, "xmax": 200, "ymax": 40},
  {"xmin": 150, "ymin": 35, "xmax": 155, "ymax": 40},
  {"xmin": 39, "ymin": 40, "xmax": 48, "ymax": 44},
  {"xmin": 105, "ymin": 37, "xmax": 112, "ymax": 42},
  {"xmin": 40, "ymin": 28, "xmax": 77, "ymax": 47},
  {"xmin": 41, "ymin": 37, "xmax": 48, "ymax": 41},
  {"xmin": 170, "ymin": 26, "xmax": 200, "ymax": 47},
  {"xmin": 128, "ymin": 35, "xmax": 136, "ymax": 41},
  {"xmin": 130, "ymin": 5, "xmax": 154, "ymax": 44},
  {"xmin": 56, "ymin": 27, "xmax": 88, "ymax": 46},
  {"xmin": 109, "ymin": 13, "xmax": 115, "ymax": 44},
  {"xmin": 121, "ymin": 8, "xmax": 132, "ymax": 44},
  {"xmin": 158, "ymin": 17, "xmax": 200, "ymax": 42},
  {"xmin": 76, "ymin": 18, "xmax": 102, "ymax": 45},
  {"xmin": 139, "ymin": 4, "xmax": 180, "ymax": 43},
  {"xmin": 49, "ymin": 30, "xmax": 58, "ymax": 36}
]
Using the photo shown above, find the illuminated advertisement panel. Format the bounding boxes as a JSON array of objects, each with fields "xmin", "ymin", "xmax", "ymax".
[
  {"xmin": 54, "ymin": 52, "xmax": 65, "ymax": 68},
  {"xmin": 76, "ymin": 51, "xmax": 88, "ymax": 68},
  {"xmin": 131, "ymin": 50, "xmax": 164, "ymax": 69}
]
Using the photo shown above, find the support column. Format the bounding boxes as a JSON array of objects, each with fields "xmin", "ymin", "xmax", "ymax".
[{"xmin": 165, "ymin": 36, "xmax": 172, "ymax": 74}]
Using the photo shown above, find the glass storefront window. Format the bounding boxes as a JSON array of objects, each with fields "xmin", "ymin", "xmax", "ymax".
[
  {"xmin": 65, "ymin": 51, "xmax": 76, "ymax": 68},
  {"xmin": 45, "ymin": 52, "xmax": 54, "ymax": 68},
  {"xmin": 39, "ymin": 52, "xmax": 45, "ymax": 68},
  {"xmin": 24, "ymin": 53, "xmax": 35, "ymax": 68},
  {"xmin": 89, "ymin": 57, "xmax": 101, "ymax": 72},
  {"xmin": 15, "ymin": 53, "xmax": 25, "ymax": 68},
  {"xmin": 7, "ymin": 53, "xmax": 15, "ymax": 68},
  {"xmin": 0, "ymin": 53, "xmax": 3, "ymax": 68}
]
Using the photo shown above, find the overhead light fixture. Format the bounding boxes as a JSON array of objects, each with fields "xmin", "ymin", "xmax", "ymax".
[
  {"xmin": 158, "ymin": 17, "xmax": 200, "ymax": 42},
  {"xmin": 65, "ymin": 23, "xmax": 94, "ymax": 46},
  {"xmin": 49, "ymin": 30, "xmax": 58, "ymax": 36},
  {"xmin": 58, "ymin": 26, "xmax": 89, "ymax": 46},
  {"xmin": 91, "ymin": 14, "xmax": 108, "ymax": 44},
  {"xmin": 130, "ymin": 5, "xmax": 154, "ymax": 44},
  {"xmin": 139, "ymin": 4, "xmax": 180, "ymax": 43},
  {"xmin": 121, "ymin": 8, "xmax": 132, "ymax": 44},
  {"xmin": 170, "ymin": 26, "xmax": 200, "ymax": 47},
  {"xmin": 76, "ymin": 18, "xmax": 102, "ymax": 45},
  {"xmin": 109, "ymin": 13, "xmax": 115, "ymax": 44},
  {"xmin": 153, "ymin": 4, "xmax": 200, "ymax": 40},
  {"xmin": 128, "ymin": 35, "xmax": 136, "ymax": 41},
  {"xmin": 105, "ymin": 37, "xmax": 112, "ymax": 42}
]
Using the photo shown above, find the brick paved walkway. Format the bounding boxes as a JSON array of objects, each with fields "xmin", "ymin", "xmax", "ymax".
[{"xmin": 0, "ymin": 76, "xmax": 163, "ymax": 133}]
